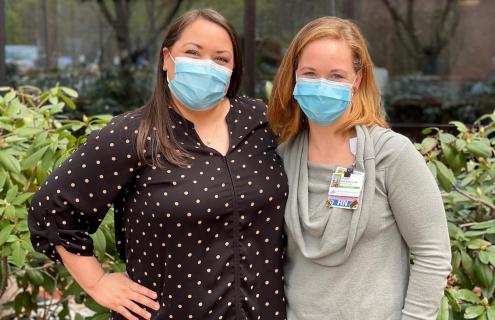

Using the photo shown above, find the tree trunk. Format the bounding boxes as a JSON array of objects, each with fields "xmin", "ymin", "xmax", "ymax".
[
  {"xmin": 243, "ymin": 0, "xmax": 256, "ymax": 97},
  {"xmin": 0, "ymin": 0, "xmax": 6, "ymax": 85}
]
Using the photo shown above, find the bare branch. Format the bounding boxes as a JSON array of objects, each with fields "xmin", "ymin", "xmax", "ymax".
[
  {"xmin": 133, "ymin": 0, "xmax": 184, "ymax": 56},
  {"xmin": 381, "ymin": 0, "xmax": 422, "ymax": 56},
  {"xmin": 435, "ymin": 0, "xmax": 459, "ymax": 52},
  {"xmin": 154, "ymin": 0, "xmax": 184, "ymax": 38},
  {"xmin": 453, "ymin": 185, "xmax": 495, "ymax": 211},
  {"xmin": 96, "ymin": 0, "xmax": 117, "ymax": 30}
]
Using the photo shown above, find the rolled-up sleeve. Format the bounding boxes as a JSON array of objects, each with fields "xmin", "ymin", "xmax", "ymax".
[{"xmin": 28, "ymin": 112, "xmax": 141, "ymax": 264}]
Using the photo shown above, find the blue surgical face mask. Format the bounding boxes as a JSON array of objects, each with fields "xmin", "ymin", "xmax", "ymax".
[
  {"xmin": 293, "ymin": 77, "xmax": 355, "ymax": 126},
  {"xmin": 167, "ymin": 54, "xmax": 232, "ymax": 111}
]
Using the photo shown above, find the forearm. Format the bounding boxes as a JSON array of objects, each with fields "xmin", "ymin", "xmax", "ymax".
[
  {"xmin": 55, "ymin": 245, "xmax": 105, "ymax": 293},
  {"xmin": 401, "ymin": 256, "xmax": 450, "ymax": 320}
]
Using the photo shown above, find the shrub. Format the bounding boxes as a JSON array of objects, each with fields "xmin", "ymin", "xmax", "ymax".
[
  {"xmin": 0, "ymin": 85, "xmax": 120, "ymax": 319},
  {"xmin": 416, "ymin": 113, "xmax": 495, "ymax": 320}
]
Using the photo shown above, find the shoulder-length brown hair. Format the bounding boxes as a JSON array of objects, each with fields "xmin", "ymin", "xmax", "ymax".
[
  {"xmin": 268, "ymin": 16, "xmax": 388, "ymax": 144},
  {"xmin": 136, "ymin": 9, "xmax": 243, "ymax": 168}
]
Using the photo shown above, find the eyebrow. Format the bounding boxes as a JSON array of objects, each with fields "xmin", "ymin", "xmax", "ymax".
[
  {"xmin": 299, "ymin": 66, "xmax": 348, "ymax": 74},
  {"xmin": 182, "ymin": 42, "xmax": 232, "ymax": 55}
]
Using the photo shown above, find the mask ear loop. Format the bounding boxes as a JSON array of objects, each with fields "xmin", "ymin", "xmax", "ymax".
[
  {"xmin": 166, "ymin": 52, "xmax": 176, "ymax": 83},
  {"xmin": 350, "ymin": 69, "xmax": 363, "ymax": 96}
]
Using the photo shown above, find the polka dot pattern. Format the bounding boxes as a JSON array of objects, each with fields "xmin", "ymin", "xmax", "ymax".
[{"xmin": 27, "ymin": 96, "xmax": 289, "ymax": 319}]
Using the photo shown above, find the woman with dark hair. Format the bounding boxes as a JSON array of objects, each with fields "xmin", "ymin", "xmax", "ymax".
[{"xmin": 28, "ymin": 9, "xmax": 288, "ymax": 320}]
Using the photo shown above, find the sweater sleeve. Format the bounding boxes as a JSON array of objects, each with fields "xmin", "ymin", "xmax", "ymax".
[
  {"xmin": 385, "ymin": 140, "xmax": 452, "ymax": 320},
  {"xmin": 27, "ymin": 111, "xmax": 141, "ymax": 265}
]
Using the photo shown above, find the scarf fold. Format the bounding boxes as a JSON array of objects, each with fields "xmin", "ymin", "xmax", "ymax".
[{"xmin": 283, "ymin": 125, "xmax": 376, "ymax": 266}]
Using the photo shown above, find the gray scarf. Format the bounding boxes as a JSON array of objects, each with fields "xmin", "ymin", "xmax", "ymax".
[{"xmin": 281, "ymin": 125, "xmax": 377, "ymax": 266}]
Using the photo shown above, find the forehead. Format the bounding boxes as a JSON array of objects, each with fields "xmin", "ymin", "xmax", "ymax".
[
  {"xmin": 176, "ymin": 18, "xmax": 233, "ymax": 51},
  {"xmin": 298, "ymin": 38, "xmax": 354, "ymax": 70}
]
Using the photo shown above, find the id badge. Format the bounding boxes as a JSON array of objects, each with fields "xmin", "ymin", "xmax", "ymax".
[{"xmin": 326, "ymin": 166, "xmax": 365, "ymax": 210}]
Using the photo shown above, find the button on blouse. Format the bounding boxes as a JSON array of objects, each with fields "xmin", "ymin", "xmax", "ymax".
[{"xmin": 28, "ymin": 96, "xmax": 289, "ymax": 320}]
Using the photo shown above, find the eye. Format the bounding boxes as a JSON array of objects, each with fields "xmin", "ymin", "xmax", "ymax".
[
  {"xmin": 215, "ymin": 56, "xmax": 229, "ymax": 64},
  {"xmin": 185, "ymin": 49, "xmax": 200, "ymax": 56},
  {"xmin": 330, "ymin": 73, "xmax": 345, "ymax": 81},
  {"xmin": 302, "ymin": 72, "xmax": 317, "ymax": 78}
]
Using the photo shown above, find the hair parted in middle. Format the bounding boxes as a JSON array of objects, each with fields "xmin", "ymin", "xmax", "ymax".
[{"xmin": 268, "ymin": 16, "xmax": 388, "ymax": 144}]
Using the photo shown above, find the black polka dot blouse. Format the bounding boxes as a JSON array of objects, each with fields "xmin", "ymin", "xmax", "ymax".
[{"xmin": 28, "ymin": 96, "xmax": 289, "ymax": 320}]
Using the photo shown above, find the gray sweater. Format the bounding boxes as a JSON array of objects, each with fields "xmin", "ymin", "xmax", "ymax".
[{"xmin": 278, "ymin": 125, "xmax": 451, "ymax": 320}]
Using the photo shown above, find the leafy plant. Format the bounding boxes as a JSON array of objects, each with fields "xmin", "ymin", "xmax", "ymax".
[
  {"xmin": 0, "ymin": 85, "xmax": 122, "ymax": 319},
  {"xmin": 416, "ymin": 112, "xmax": 495, "ymax": 320}
]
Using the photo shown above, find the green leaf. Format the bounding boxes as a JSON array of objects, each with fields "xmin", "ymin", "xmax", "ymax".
[
  {"xmin": 471, "ymin": 221, "xmax": 495, "ymax": 230},
  {"xmin": 450, "ymin": 121, "xmax": 468, "ymax": 133},
  {"xmin": 60, "ymin": 94, "xmax": 76, "ymax": 110},
  {"xmin": 14, "ymin": 127, "xmax": 44, "ymax": 137},
  {"xmin": 422, "ymin": 127, "xmax": 433, "ymax": 135},
  {"xmin": 427, "ymin": 161, "xmax": 437, "ymax": 177},
  {"xmin": 0, "ymin": 168, "xmax": 7, "ymax": 191},
  {"xmin": 14, "ymin": 291, "xmax": 31, "ymax": 315},
  {"xmin": 457, "ymin": 288, "xmax": 481, "ymax": 303},
  {"xmin": 12, "ymin": 192, "xmax": 33, "ymax": 206},
  {"xmin": 442, "ymin": 143, "xmax": 466, "ymax": 175},
  {"xmin": 466, "ymin": 141, "xmax": 493, "ymax": 159},
  {"xmin": 5, "ymin": 184, "xmax": 18, "ymax": 203},
  {"xmin": 91, "ymin": 228, "xmax": 106, "ymax": 256},
  {"xmin": 468, "ymin": 239, "xmax": 492, "ymax": 250},
  {"xmin": 3, "ymin": 90, "xmax": 16, "ymax": 103},
  {"xmin": 63, "ymin": 280, "xmax": 83, "ymax": 297},
  {"xmin": 60, "ymin": 87, "xmax": 79, "ymax": 98},
  {"xmin": 11, "ymin": 241, "xmax": 26, "ymax": 267},
  {"xmin": 465, "ymin": 305, "xmax": 486, "ymax": 319},
  {"xmin": 455, "ymin": 139, "xmax": 467, "ymax": 151},
  {"xmin": 74, "ymin": 314, "xmax": 85, "ymax": 320},
  {"xmin": 4, "ymin": 205, "xmax": 15, "ymax": 219},
  {"xmin": 26, "ymin": 269, "xmax": 45, "ymax": 286},
  {"xmin": 421, "ymin": 137, "xmax": 438, "ymax": 154},
  {"xmin": 433, "ymin": 160, "xmax": 456, "ymax": 192},
  {"xmin": 445, "ymin": 288, "xmax": 462, "ymax": 312},
  {"xmin": 462, "ymin": 250, "xmax": 475, "ymax": 280},
  {"xmin": 448, "ymin": 222, "xmax": 464, "ymax": 240},
  {"xmin": 487, "ymin": 251, "xmax": 495, "ymax": 267},
  {"xmin": 20, "ymin": 145, "xmax": 50, "ymax": 170},
  {"xmin": 487, "ymin": 307, "xmax": 495, "ymax": 320},
  {"xmin": 480, "ymin": 251, "xmax": 491, "ymax": 264},
  {"xmin": 0, "ymin": 150, "xmax": 21, "ymax": 173},
  {"xmin": 440, "ymin": 132, "xmax": 456, "ymax": 144},
  {"xmin": 84, "ymin": 296, "xmax": 108, "ymax": 313},
  {"xmin": 465, "ymin": 230, "xmax": 491, "ymax": 237},
  {"xmin": 0, "ymin": 225, "xmax": 14, "ymax": 246},
  {"xmin": 436, "ymin": 296, "xmax": 449, "ymax": 320},
  {"xmin": 42, "ymin": 271, "xmax": 56, "ymax": 294},
  {"xmin": 91, "ymin": 312, "xmax": 112, "ymax": 320},
  {"xmin": 474, "ymin": 258, "xmax": 494, "ymax": 288},
  {"xmin": 452, "ymin": 250, "xmax": 462, "ymax": 271}
]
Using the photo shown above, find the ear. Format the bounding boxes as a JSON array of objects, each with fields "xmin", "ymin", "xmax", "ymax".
[
  {"xmin": 353, "ymin": 70, "xmax": 363, "ymax": 93},
  {"xmin": 162, "ymin": 47, "xmax": 171, "ymax": 72}
]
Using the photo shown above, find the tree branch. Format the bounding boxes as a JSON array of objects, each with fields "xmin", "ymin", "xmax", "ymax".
[
  {"xmin": 381, "ymin": 0, "xmax": 421, "ymax": 58},
  {"xmin": 452, "ymin": 185, "xmax": 495, "ymax": 211},
  {"xmin": 435, "ymin": 0, "xmax": 459, "ymax": 52},
  {"xmin": 135, "ymin": 0, "xmax": 184, "ymax": 57},
  {"xmin": 154, "ymin": 0, "xmax": 184, "ymax": 39},
  {"xmin": 96, "ymin": 0, "xmax": 117, "ymax": 31}
]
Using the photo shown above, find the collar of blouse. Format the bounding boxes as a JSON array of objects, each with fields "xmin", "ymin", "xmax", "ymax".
[{"xmin": 166, "ymin": 96, "xmax": 271, "ymax": 155}]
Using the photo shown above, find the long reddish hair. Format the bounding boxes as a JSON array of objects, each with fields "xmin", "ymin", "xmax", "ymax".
[{"xmin": 268, "ymin": 16, "xmax": 388, "ymax": 143}]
